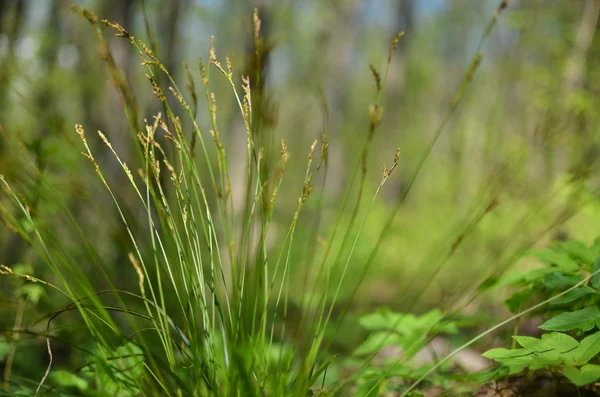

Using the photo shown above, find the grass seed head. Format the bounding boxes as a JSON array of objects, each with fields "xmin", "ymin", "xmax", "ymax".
[{"xmin": 0, "ymin": 264, "xmax": 13, "ymax": 275}]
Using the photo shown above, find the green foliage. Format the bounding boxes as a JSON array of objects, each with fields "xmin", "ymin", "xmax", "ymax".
[
  {"xmin": 354, "ymin": 308, "xmax": 458, "ymax": 357},
  {"xmin": 349, "ymin": 309, "xmax": 460, "ymax": 395},
  {"xmin": 483, "ymin": 237, "xmax": 600, "ymax": 388},
  {"xmin": 50, "ymin": 371, "xmax": 88, "ymax": 393}
]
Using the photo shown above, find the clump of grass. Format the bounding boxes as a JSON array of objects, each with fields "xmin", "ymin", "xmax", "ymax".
[{"xmin": 0, "ymin": 7, "xmax": 403, "ymax": 397}]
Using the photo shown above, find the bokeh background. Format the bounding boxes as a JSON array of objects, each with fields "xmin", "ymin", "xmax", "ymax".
[{"xmin": 1, "ymin": 0, "xmax": 600, "ymax": 383}]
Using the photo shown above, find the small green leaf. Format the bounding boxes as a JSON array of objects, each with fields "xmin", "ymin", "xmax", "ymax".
[
  {"xmin": 563, "ymin": 364, "xmax": 600, "ymax": 386},
  {"xmin": 514, "ymin": 332, "xmax": 578, "ymax": 354},
  {"xmin": 482, "ymin": 348, "xmax": 537, "ymax": 367},
  {"xmin": 494, "ymin": 268, "xmax": 555, "ymax": 287},
  {"xmin": 483, "ymin": 346, "xmax": 560, "ymax": 370},
  {"xmin": 354, "ymin": 332, "xmax": 403, "ymax": 356},
  {"xmin": 560, "ymin": 240, "xmax": 596, "ymax": 264},
  {"xmin": 359, "ymin": 308, "xmax": 404, "ymax": 331},
  {"xmin": 550, "ymin": 286, "xmax": 595, "ymax": 306},
  {"xmin": 542, "ymin": 272, "xmax": 583, "ymax": 290},
  {"xmin": 539, "ymin": 306, "xmax": 600, "ymax": 332},
  {"xmin": 18, "ymin": 283, "xmax": 45, "ymax": 304},
  {"xmin": 504, "ymin": 288, "xmax": 534, "ymax": 313},
  {"xmin": 51, "ymin": 370, "xmax": 88, "ymax": 391},
  {"xmin": 573, "ymin": 332, "xmax": 600, "ymax": 365},
  {"xmin": 528, "ymin": 249, "xmax": 580, "ymax": 272}
]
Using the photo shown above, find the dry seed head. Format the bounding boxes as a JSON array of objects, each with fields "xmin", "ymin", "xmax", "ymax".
[
  {"xmin": 163, "ymin": 133, "xmax": 182, "ymax": 151},
  {"xmin": 382, "ymin": 148, "xmax": 401, "ymax": 179},
  {"xmin": 242, "ymin": 75, "xmax": 252, "ymax": 115},
  {"xmin": 209, "ymin": 37, "xmax": 218, "ymax": 66},
  {"xmin": 137, "ymin": 132, "xmax": 148, "ymax": 151},
  {"xmin": 102, "ymin": 20, "xmax": 132, "ymax": 39},
  {"xmin": 210, "ymin": 92, "xmax": 218, "ymax": 120},
  {"xmin": 316, "ymin": 134, "xmax": 329, "ymax": 172},
  {"xmin": 0, "ymin": 264, "xmax": 13, "ymax": 275},
  {"xmin": 178, "ymin": 159, "xmax": 184, "ymax": 187},
  {"xmin": 152, "ymin": 160, "xmax": 161, "ymax": 182},
  {"xmin": 75, "ymin": 124, "xmax": 87, "ymax": 144},
  {"xmin": 24, "ymin": 275, "xmax": 36, "ymax": 283},
  {"xmin": 128, "ymin": 253, "xmax": 145, "ymax": 296},
  {"xmin": 123, "ymin": 162, "xmax": 133, "ymax": 183},
  {"xmin": 145, "ymin": 121, "xmax": 156, "ymax": 140},
  {"xmin": 163, "ymin": 159, "xmax": 175, "ymax": 175},
  {"xmin": 243, "ymin": 98, "xmax": 250, "ymax": 124},
  {"xmin": 310, "ymin": 139, "xmax": 317, "ymax": 158},
  {"xmin": 172, "ymin": 116, "xmax": 185, "ymax": 141},
  {"xmin": 301, "ymin": 174, "xmax": 314, "ymax": 203},
  {"xmin": 258, "ymin": 147, "xmax": 264, "ymax": 164},
  {"xmin": 253, "ymin": 8, "xmax": 261, "ymax": 41},
  {"xmin": 199, "ymin": 61, "xmax": 208, "ymax": 86},
  {"xmin": 182, "ymin": 206, "xmax": 189, "ymax": 224},
  {"xmin": 163, "ymin": 159, "xmax": 179, "ymax": 188},
  {"xmin": 97, "ymin": 131, "xmax": 112, "ymax": 150},
  {"xmin": 388, "ymin": 31, "xmax": 405, "ymax": 64},
  {"xmin": 226, "ymin": 56, "xmax": 233, "ymax": 79},
  {"xmin": 169, "ymin": 86, "xmax": 190, "ymax": 111},
  {"xmin": 140, "ymin": 41, "xmax": 159, "ymax": 64},
  {"xmin": 369, "ymin": 64, "xmax": 381, "ymax": 92},
  {"xmin": 281, "ymin": 140, "xmax": 289, "ymax": 163},
  {"xmin": 321, "ymin": 134, "xmax": 329, "ymax": 159},
  {"xmin": 156, "ymin": 115, "xmax": 168, "ymax": 132},
  {"xmin": 146, "ymin": 74, "xmax": 166, "ymax": 103},
  {"xmin": 270, "ymin": 186, "xmax": 279, "ymax": 208},
  {"xmin": 75, "ymin": 125, "xmax": 102, "ymax": 174},
  {"xmin": 242, "ymin": 75, "xmax": 251, "ymax": 92}
]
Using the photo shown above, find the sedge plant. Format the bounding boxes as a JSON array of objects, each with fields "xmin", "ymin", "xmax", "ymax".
[{"xmin": 0, "ymin": 7, "xmax": 404, "ymax": 397}]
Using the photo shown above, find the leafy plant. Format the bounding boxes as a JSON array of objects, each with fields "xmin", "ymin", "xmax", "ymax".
[
  {"xmin": 347, "ymin": 308, "xmax": 460, "ymax": 395},
  {"xmin": 483, "ymin": 237, "xmax": 600, "ymax": 388},
  {"xmin": 354, "ymin": 308, "xmax": 458, "ymax": 358}
]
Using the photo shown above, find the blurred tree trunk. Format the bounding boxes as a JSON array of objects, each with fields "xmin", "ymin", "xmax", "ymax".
[
  {"xmin": 0, "ymin": 0, "xmax": 25, "ymax": 113},
  {"xmin": 562, "ymin": 0, "xmax": 600, "ymax": 179},
  {"xmin": 563, "ymin": 0, "xmax": 600, "ymax": 94}
]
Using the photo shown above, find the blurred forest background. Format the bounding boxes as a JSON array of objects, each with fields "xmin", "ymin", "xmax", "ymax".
[{"xmin": 1, "ymin": 0, "xmax": 600, "ymax": 386}]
